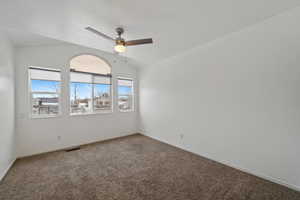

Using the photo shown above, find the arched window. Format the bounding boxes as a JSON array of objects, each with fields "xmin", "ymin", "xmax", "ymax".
[{"xmin": 69, "ymin": 55, "xmax": 112, "ymax": 114}]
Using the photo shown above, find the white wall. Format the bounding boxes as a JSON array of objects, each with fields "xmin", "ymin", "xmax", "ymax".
[
  {"xmin": 0, "ymin": 32, "xmax": 16, "ymax": 180},
  {"xmin": 15, "ymin": 44, "xmax": 138, "ymax": 157},
  {"xmin": 139, "ymin": 8, "xmax": 300, "ymax": 190}
]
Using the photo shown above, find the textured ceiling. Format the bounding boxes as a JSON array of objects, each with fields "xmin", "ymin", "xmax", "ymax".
[{"xmin": 0, "ymin": 0, "xmax": 299, "ymax": 66}]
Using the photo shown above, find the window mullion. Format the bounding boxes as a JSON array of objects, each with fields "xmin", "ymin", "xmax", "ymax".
[{"xmin": 92, "ymin": 75, "xmax": 95, "ymax": 113}]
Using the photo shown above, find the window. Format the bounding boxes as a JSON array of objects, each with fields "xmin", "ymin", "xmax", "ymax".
[
  {"xmin": 70, "ymin": 55, "xmax": 112, "ymax": 115},
  {"xmin": 29, "ymin": 67, "xmax": 61, "ymax": 117},
  {"xmin": 118, "ymin": 77, "xmax": 134, "ymax": 112}
]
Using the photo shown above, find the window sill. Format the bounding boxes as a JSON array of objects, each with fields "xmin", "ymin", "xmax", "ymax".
[
  {"xmin": 30, "ymin": 114, "xmax": 62, "ymax": 119},
  {"xmin": 119, "ymin": 110, "xmax": 134, "ymax": 113},
  {"xmin": 69, "ymin": 111, "xmax": 113, "ymax": 117}
]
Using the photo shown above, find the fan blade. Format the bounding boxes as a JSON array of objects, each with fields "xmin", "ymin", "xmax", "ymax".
[
  {"xmin": 125, "ymin": 38, "xmax": 153, "ymax": 46},
  {"xmin": 85, "ymin": 27, "xmax": 115, "ymax": 41}
]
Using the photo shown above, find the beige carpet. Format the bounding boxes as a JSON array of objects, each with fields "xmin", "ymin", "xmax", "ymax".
[{"xmin": 0, "ymin": 134, "xmax": 299, "ymax": 200}]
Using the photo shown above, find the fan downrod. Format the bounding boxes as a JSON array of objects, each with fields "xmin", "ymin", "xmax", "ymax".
[{"xmin": 116, "ymin": 27, "xmax": 124, "ymax": 37}]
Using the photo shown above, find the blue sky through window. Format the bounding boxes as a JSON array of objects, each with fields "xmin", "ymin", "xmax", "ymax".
[
  {"xmin": 118, "ymin": 86, "xmax": 132, "ymax": 95},
  {"xmin": 94, "ymin": 84, "xmax": 110, "ymax": 97},
  {"xmin": 70, "ymin": 83, "xmax": 111, "ymax": 100},
  {"xmin": 70, "ymin": 83, "xmax": 92, "ymax": 100},
  {"xmin": 31, "ymin": 80, "xmax": 60, "ymax": 92},
  {"xmin": 32, "ymin": 80, "xmax": 131, "ymax": 99}
]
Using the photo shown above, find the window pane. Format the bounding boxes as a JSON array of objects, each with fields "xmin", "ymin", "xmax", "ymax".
[
  {"xmin": 31, "ymin": 80, "xmax": 60, "ymax": 93},
  {"xmin": 70, "ymin": 72, "xmax": 92, "ymax": 83},
  {"xmin": 29, "ymin": 68, "xmax": 61, "ymax": 81},
  {"xmin": 31, "ymin": 93, "xmax": 59, "ymax": 116},
  {"xmin": 118, "ymin": 85, "xmax": 132, "ymax": 95},
  {"xmin": 93, "ymin": 84, "xmax": 111, "ymax": 112},
  {"xmin": 118, "ymin": 78, "xmax": 133, "ymax": 111},
  {"xmin": 70, "ymin": 55, "xmax": 111, "ymax": 75},
  {"xmin": 70, "ymin": 82, "xmax": 93, "ymax": 114},
  {"xmin": 69, "ymin": 55, "xmax": 112, "ymax": 115},
  {"xmin": 29, "ymin": 67, "xmax": 61, "ymax": 117},
  {"xmin": 118, "ymin": 79, "xmax": 133, "ymax": 87},
  {"xmin": 94, "ymin": 76, "xmax": 111, "ymax": 84}
]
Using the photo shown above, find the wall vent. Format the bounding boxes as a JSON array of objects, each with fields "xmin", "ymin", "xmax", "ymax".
[{"xmin": 65, "ymin": 146, "xmax": 81, "ymax": 152}]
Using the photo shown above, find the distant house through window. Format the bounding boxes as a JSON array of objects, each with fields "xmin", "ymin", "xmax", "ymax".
[
  {"xmin": 69, "ymin": 55, "xmax": 112, "ymax": 115},
  {"xmin": 118, "ymin": 77, "xmax": 134, "ymax": 112},
  {"xmin": 29, "ymin": 67, "xmax": 61, "ymax": 118}
]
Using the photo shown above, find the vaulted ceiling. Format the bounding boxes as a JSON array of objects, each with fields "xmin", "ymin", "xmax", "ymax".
[{"xmin": 1, "ymin": 0, "xmax": 299, "ymax": 66}]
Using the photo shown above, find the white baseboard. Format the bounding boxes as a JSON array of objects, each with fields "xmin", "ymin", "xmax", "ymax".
[
  {"xmin": 0, "ymin": 159, "xmax": 16, "ymax": 182},
  {"xmin": 18, "ymin": 132, "xmax": 139, "ymax": 158},
  {"xmin": 142, "ymin": 133, "xmax": 300, "ymax": 192}
]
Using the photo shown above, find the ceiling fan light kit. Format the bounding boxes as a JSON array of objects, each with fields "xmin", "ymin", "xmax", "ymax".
[
  {"xmin": 85, "ymin": 26, "xmax": 153, "ymax": 53},
  {"xmin": 114, "ymin": 43, "xmax": 126, "ymax": 53}
]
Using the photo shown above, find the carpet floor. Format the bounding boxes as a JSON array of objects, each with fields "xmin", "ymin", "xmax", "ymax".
[{"xmin": 0, "ymin": 134, "xmax": 299, "ymax": 200}]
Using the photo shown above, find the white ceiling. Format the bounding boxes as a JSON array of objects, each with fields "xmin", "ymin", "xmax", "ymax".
[
  {"xmin": 0, "ymin": 0, "xmax": 299, "ymax": 66},
  {"xmin": 3, "ymin": 29, "xmax": 64, "ymax": 47}
]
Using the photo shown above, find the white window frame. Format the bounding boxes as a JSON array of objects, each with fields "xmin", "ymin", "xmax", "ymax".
[
  {"xmin": 28, "ymin": 66, "xmax": 62, "ymax": 119},
  {"xmin": 69, "ymin": 71, "xmax": 113, "ymax": 116},
  {"xmin": 117, "ymin": 76, "xmax": 134, "ymax": 112}
]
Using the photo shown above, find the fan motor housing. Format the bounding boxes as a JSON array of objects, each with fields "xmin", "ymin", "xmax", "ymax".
[{"xmin": 116, "ymin": 38, "xmax": 125, "ymax": 46}]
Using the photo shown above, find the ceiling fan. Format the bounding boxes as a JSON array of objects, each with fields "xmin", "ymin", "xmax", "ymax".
[{"xmin": 85, "ymin": 26, "xmax": 153, "ymax": 53}]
